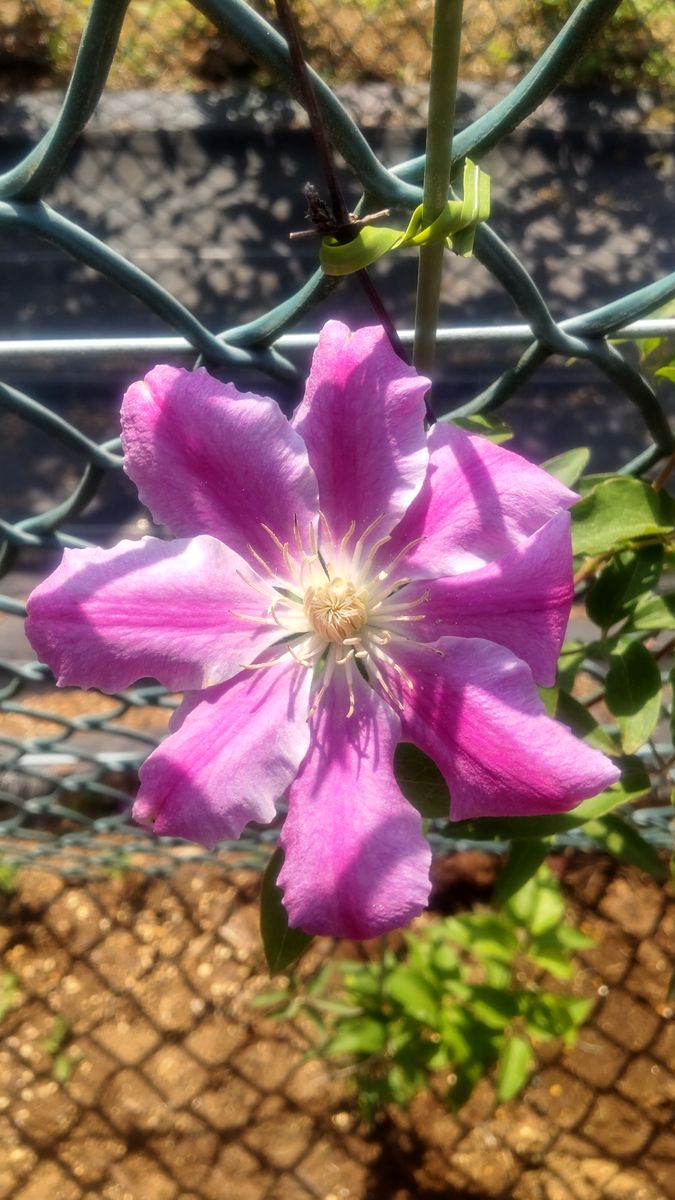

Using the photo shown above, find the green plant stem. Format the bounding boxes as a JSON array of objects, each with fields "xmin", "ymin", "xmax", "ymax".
[{"xmin": 413, "ymin": 0, "xmax": 464, "ymax": 380}]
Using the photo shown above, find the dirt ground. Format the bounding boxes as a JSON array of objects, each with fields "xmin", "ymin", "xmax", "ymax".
[{"xmin": 0, "ymin": 852, "xmax": 673, "ymax": 1200}]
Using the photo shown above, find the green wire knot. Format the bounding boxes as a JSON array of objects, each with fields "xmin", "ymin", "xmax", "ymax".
[{"xmin": 320, "ymin": 159, "xmax": 490, "ymax": 277}]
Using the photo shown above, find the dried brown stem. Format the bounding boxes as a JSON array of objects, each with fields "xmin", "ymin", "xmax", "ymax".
[{"xmin": 272, "ymin": 0, "xmax": 409, "ymax": 366}]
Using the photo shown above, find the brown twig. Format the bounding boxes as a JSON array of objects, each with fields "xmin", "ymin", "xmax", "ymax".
[
  {"xmin": 273, "ymin": 0, "xmax": 410, "ymax": 367},
  {"xmin": 289, "ymin": 207, "xmax": 391, "ymax": 241}
]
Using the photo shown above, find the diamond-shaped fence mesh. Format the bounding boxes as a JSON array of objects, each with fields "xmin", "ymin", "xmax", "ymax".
[
  {"xmin": 0, "ymin": 0, "xmax": 674, "ymax": 877},
  {"xmin": 2, "ymin": 0, "xmax": 673, "ymax": 94},
  {"xmin": 1, "ymin": 855, "xmax": 674, "ymax": 1198}
]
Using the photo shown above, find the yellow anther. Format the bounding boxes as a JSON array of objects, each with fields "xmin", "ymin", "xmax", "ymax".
[{"xmin": 304, "ymin": 578, "xmax": 368, "ymax": 644}]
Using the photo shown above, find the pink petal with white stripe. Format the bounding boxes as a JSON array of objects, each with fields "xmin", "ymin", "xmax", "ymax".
[
  {"xmin": 380, "ymin": 638, "xmax": 619, "ymax": 822},
  {"xmin": 279, "ymin": 671, "xmax": 431, "ymax": 938},
  {"xmin": 292, "ymin": 321, "xmax": 429, "ymax": 546},
  {"xmin": 383, "ymin": 423, "xmax": 577, "ymax": 577},
  {"xmin": 25, "ymin": 536, "xmax": 277, "ymax": 692},
  {"xmin": 401, "ymin": 512, "xmax": 574, "ymax": 686},
  {"xmin": 122, "ymin": 365, "xmax": 319, "ymax": 573},
  {"xmin": 134, "ymin": 661, "xmax": 312, "ymax": 848}
]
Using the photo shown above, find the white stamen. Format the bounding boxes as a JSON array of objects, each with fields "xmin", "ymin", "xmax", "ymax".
[
  {"xmin": 339, "ymin": 519, "xmax": 357, "ymax": 554},
  {"xmin": 233, "ymin": 508, "xmax": 431, "ymax": 721},
  {"xmin": 350, "ymin": 512, "xmax": 386, "ymax": 568},
  {"xmin": 247, "ymin": 543, "xmax": 277, "ymax": 579},
  {"xmin": 344, "ymin": 655, "xmax": 356, "ymax": 718},
  {"xmin": 235, "ymin": 569, "xmax": 275, "ymax": 601}
]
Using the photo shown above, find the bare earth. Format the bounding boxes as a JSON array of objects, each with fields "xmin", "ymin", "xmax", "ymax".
[{"xmin": 0, "ymin": 853, "xmax": 673, "ymax": 1199}]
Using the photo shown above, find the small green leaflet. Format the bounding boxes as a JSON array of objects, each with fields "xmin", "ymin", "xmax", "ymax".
[
  {"xmin": 571, "ymin": 477, "xmax": 675, "ymax": 557},
  {"xmin": 260, "ymin": 848, "xmax": 314, "ymax": 975},
  {"xmin": 555, "ymin": 689, "xmax": 619, "ymax": 755},
  {"xmin": 630, "ymin": 593, "xmax": 675, "ymax": 630},
  {"xmin": 586, "ymin": 547, "xmax": 664, "ymax": 631},
  {"xmin": 582, "ymin": 815, "xmax": 666, "ymax": 880},
  {"xmin": 542, "ymin": 447, "xmax": 590, "ymax": 488},
  {"xmin": 494, "ymin": 840, "xmax": 550, "ymax": 906},
  {"xmin": 447, "ymin": 414, "xmax": 513, "ymax": 443},
  {"xmin": 320, "ymin": 158, "xmax": 490, "ymax": 276},
  {"xmin": 394, "ymin": 742, "xmax": 450, "ymax": 818},
  {"xmin": 386, "ymin": 965, "xmax": 438, "ymax": 1023},
  {"xmin": 604, "ymin": 641, "xmax": 662, "ymax": 753},
  {"xmin": 496, "ymin": 1036, "xmax": 534, "ymax": 1103}
]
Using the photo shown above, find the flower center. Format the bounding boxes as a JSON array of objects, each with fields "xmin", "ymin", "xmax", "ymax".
[
  {"xmin": 233, "ymin": 517, "xmax": 435, "ymax": 719},
  {"xmin": 303, "ymin": 578, "xmax": 368, "ymax": 643}
]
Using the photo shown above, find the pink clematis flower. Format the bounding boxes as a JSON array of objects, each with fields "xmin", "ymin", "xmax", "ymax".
[{"xmin": 26, "ymin": 321, "xmax": 618, "ymax": 939}]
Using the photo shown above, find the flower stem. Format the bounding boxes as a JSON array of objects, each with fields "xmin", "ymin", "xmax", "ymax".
[{"xmin": 413, "ymin": 0, "xmax": 464, "ymax": 382}]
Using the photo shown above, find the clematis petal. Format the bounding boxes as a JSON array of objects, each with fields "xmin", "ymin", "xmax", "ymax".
[
  {"xmin": 133, "ymin": 661, "xmax": 312, "ymax": 848},
  {"xmin": 25, "ymin": 536, "xmax": 279, "ymax": 692},
  {"xmin": 121, "ymin": 365, "xmax": 319, "ymax": 573},
  {"xmin": 279, "ymin": 671, "xmax": 431, "ymax": 939},
  {"xmin": 401, "ymin": 512, "xmax": 574, "ymax": 686},
  {"xmin": 380, "ymin": 638, "xmax": 619, "ymax": 822},
  {"xmin": 292, "ymin": 321, "xmax": 430, "ymax": 546},
  {"xmin": 383, "ymin": 422, "xmax": 577, "ymax": 577}
]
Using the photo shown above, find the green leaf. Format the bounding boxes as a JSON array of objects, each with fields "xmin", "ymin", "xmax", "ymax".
[
  {"xmin": 553, "ymin": 926, "xmax": 596, "ymax": 951},
  {"xmin": 612, "ymin": 753, "xmax": 651, "ymax": 799},
  {"xmin": 494, "ymin": 840, "xmax": 550, "ymax": 906},
  {"xmin": 572, "ymin": 478, "xmax": 675, "ymax": 557},
  {"xmin": 631, "ymin": 593, "xmax": 675, "ymax": 630},
  {"xmin": 460, "ymin": 914, "xmax": 518, "ymax": 963},
  {"xmin": 522, "ymin": 993, "xmax": 592, "ymax": 1042},
  {"xmin": 468, "ymin": 987, "xmax": 519, "ymax": 1030},
  {"xmin": 539, "ymin": 685, "xmax": 559, "ymax": 717},
  {"xmin": 527, "ymin": 945, "xmax": 574, "ymax": 979},
  {"xmin": 542, "ymin": 447, "xmax": 590, "ymax": 487},
  {"xmin": 483, "ymin": 959, "xmax": 513, "ymax": 989},
  {"xmin": 0, "ymin": 862, "xmax": 17, "ymax": 894},
  {"xmin": 576, "ymin": 472, "xmax": 614, "ymax": 498},
  {"xmin": 386, "ymin": 965, "xmax": 438, "ymax": 1024},
  {"xmin": 656, "ymin": 366, "xmax": 675, "ymax": 382},
  {"xmin": 324, "ymin": 1017, "xmax": 387, "ymax": 1058},
  {"xmin": 586, "ymin": 547, "xmax": 664, "ymax": 630},
  {"xmin": 582, "ymin": 814, "xmax": 667, "ymax": 879},
  {"xmin": 496, "ymin": 1036, "xmax": 534, "ymax": 1103},
  {"xmin": 41, "ymin": 1015, "xmax": 70, "ymax": 1056},
  {"xmin": 555, "ymin": 690, "xmax": 619, "ymax": 755},
  {"xmin": 52, "ymin": 1052, "xmax": 80, "ymax": 1085},
  {"xmin": 431, "ymin": 943, "xmax": 460, "ymax": 975},
  {"xmin": 0, "ymin": 972, "xmax": 19, "ymax": 1022},
  {"xmin": 248, "ymin": 987, "xmax": 292, "ymax": 1008},
  {"xmin": 605, "ymin": 641, "xmax": 662, "ymax": 753},
  {"xmin": 260, "ymin": 849, "xmax": 314, "ymax": 975},
  {"xmin": 448, "ymin": 414, "xmax": 513, "ymax": 443},
  {"xmin": 394, "ymin": 742, "xmax": 450, "ymax": 818},
  {"xmin": 557, "ymin": 641, "xmax": 587, "ymax": 691},
  {"xmin": 519, "ymin": 871, "xmax": 566, "ymax": 938}
]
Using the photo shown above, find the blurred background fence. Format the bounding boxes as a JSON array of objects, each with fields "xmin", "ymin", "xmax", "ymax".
[{"xmin": 1, "ymin": 0, "xmax": 673, "ymax": 97}]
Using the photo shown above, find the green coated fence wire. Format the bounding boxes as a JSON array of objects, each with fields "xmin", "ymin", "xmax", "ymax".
[{"xmin": 0, "ymin": 0, "xmax": 674, "ymax": 874}]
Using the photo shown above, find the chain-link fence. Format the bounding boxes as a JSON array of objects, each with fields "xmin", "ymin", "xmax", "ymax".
[
  {"xmin": 1, "ymin": 0, "xmax": 675, "ymax": 876},
  {"xmin": 1, "ymin": 0, "xmax": 673, "ymax": 95},
  {"xmin": 1, "ymin": 855, "xmax": 673, "ymax": 1198}
]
